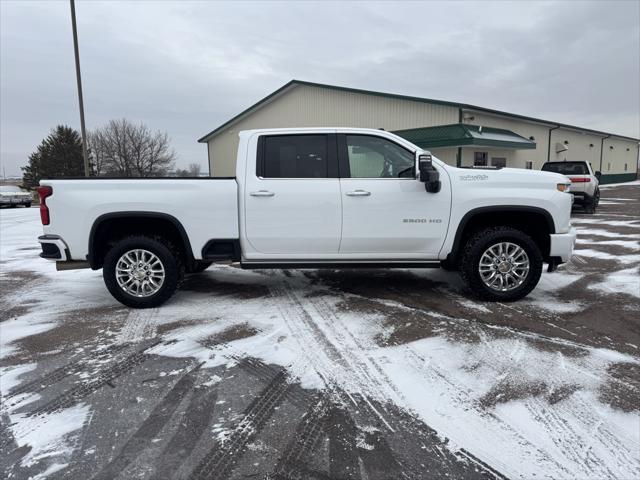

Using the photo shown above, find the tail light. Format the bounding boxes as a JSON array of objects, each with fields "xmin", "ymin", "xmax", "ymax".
[
  {"xmin": 569, "ymin": 177, "xmax": 590, "ymax": 183},
  {"xmin": 37, "ymin": 186, "xmax": 53, "ymax": 225}
]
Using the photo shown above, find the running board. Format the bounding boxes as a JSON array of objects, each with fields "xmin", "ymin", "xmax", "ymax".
[{"xmin": 240, "ymin": 262, "xmax": 441, "ymax": 270}]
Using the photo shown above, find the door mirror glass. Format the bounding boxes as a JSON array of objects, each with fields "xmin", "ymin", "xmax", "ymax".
[{"xmin": 418, "ymin": 153, "xmax": 441, "ymax": 193}]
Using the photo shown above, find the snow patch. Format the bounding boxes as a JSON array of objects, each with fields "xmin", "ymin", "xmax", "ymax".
[{"xmin": 588, "ymin": 267, "xmax": 640, "ymax": 298}]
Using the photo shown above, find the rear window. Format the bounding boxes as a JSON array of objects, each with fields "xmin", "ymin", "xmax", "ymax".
[
  {"xmin": 541, "ymin": 162, "xmax": 588, "ymax": 175},
  {"xmin": 260, "ymin": 135, "xmax": 328, "ymax": 178}
]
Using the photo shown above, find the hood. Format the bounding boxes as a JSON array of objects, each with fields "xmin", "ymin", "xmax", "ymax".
[{"xmin": 448, "ymin": 166, "xmax": 569, "ymax": 186}]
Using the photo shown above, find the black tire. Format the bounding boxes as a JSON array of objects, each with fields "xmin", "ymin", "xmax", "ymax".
[
  {"xmin": 594, "ymin": 189, "xmax": 600, "ymax": 207},
  {"xmin": 459, "ymin": 226, "xmax": 543, "ymax": 302},
  {"xmin": 189, "ymin": 260, "xmax": 213, "ymax": 273},
  {"xmin": 103, "ymin": 235, "xmax": 184, "ymax": 308},
  {"xmin": 584, "ymin": 196, "xmax": 596, "ymax": 214},
  {"xmin": 24, "ymin": 203, "xmax": 31, "ymax": 208}
]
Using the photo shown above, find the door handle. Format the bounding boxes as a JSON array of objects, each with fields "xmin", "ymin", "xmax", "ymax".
[
  {"xmin": 250, "ymin": 190, "xmax": 275, "ymax": 197},
  {"xmin": 345, "ymin": 190, "xmax": 371, "ymax": 197}
]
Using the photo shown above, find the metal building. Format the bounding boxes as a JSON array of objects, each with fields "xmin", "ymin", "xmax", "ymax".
[{"xmin": 198, "ymin": 80, "xmax": 639, "ymax": 184}]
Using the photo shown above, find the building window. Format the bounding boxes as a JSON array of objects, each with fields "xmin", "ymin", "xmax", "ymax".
[
  {"xmin": 624, "ymin": 163, "xmax": 628, "ymax": 171},
  {"xmin": 525, "ymin": 161, "xmax": 533, "ymax": 170},
  {"xmin": 474, "ymin": 152, "xmax": 488, "ymax": 166},
  {"xmin": 608, "ymin": 163, "xmax": 611, "ymax": 171},
  {"xmin": 491, "ymin": 157, "xmax": 507, "ymax": 168}
]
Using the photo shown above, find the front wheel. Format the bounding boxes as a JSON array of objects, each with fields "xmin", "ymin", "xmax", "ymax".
[
  {"xmin": 459, "ymin": 227, "xmax": 543, "ymax": 302},
  {"xmin": 103, "ymin": 235, "xmax": 183, "ymax": 308}
]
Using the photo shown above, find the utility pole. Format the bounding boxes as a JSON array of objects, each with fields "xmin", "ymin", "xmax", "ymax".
[{"xmin": 70, "ymin": 0, "xmax": 90, "ymax": 177}]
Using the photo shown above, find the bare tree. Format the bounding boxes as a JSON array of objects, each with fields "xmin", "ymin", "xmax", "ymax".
[
  {"xmin": 88, "ymin": 119, "xmax": 176, "ymax": 177},
  {"xmin": 187, "ymin": 163, "xmax": 202, "ymax": 177},
  {"xmin": 87, "ymin": 131, "xmax": 107, "ymax": 176}
]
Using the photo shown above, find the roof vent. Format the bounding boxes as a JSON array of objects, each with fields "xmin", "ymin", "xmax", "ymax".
[{"xmin": 555, "ymin": 142, "xmax": 568, "ymax": 153}]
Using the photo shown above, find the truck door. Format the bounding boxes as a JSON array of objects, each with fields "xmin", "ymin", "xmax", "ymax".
[
  {"xmin": 244, "ymin": 133, "xmax": 342, "ymax": 255},
  {"xmin": 338, "ymin": 134, "xmax": 450, "ymax": 258}
]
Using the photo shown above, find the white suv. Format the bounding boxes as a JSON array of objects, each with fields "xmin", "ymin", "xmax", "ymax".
[{"xmin": 541, "ymin": 161, "xmax": 600, "ymax": 213}]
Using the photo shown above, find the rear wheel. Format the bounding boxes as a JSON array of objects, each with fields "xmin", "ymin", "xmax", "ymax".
[
  {"xmin": 459, "ymin": 226, "xmax": 543, "ymax": 301},
  {"xmin": 24, "ymin": 203, "xmax": 31, "ymax": 208},
  {"xmin": 103, "ymin": 235, "xmax": 183, "ymax": 308},
  {"xmin": 584, "ymin": 195, "xmax": 597, "ymax": 214}
]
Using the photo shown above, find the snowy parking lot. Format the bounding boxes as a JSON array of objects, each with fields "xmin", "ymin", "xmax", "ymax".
[{"xmin": 1, "ymin": 183, "xmax": 639, "ymax": 480}]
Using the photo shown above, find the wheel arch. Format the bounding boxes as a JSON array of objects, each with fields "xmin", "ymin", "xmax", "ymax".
[
  {"xmin": 88, "ymin": 212, "xmax": 194, "ymax": 269},
  {"xmin": 447, "ymin": 206, "xmax": 555, "ymax": 264}
]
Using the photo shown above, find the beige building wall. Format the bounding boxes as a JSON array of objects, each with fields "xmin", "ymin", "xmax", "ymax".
[
  {"xmin": 464, "ymin": 113, "xmax": 552, "ymax": 169},
  {"xmin": 602, "ymin": 137, "xmax": 639, "ymax": 175},
  {"xmin": 205, "ymin": 83, "xmax": 638, "ymax": 180},
  {"xmin": 549, "ymin": 128, "xmax": 605, "ymax": 168},
  {"xmin": 429, "ymin": 148, "xmax": 457, "ymax": 165},
  {"xmin": 207, "ymin": 84, "xmax": 459, "ymax": 176}
]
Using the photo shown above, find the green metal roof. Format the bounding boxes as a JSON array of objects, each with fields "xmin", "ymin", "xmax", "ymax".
[
  {"xmin": 198, "ymin": 80, "xmax": 640, "ymax": 143},
  {"xmin": 393, "ymin": 123, "xmax": 537, "ymax": 150}
]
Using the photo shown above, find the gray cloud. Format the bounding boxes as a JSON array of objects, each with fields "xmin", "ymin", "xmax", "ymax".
[{"xmin": 1, "ymin": 0, "xmax": 638, "ymax": 176}]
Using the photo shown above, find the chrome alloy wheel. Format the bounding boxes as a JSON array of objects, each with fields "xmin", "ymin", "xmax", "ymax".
[
  {"xmin": 116, "ymin": 249, "xmax": 165, "ymax": 297},
  {"xmin": 478, "ymin": 242, "xmax": 530, "ymax": 292}
]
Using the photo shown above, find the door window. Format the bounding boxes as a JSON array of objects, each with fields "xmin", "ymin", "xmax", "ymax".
[
  {"xmin": 345, "ymin": 135, "xmax": 414, "ymax": 178},
  {"xmin": 260, "ymin": 135, "xmax": 329, "ymax": 178}
]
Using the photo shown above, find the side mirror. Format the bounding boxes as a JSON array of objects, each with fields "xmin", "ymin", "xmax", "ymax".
[
  {"xmin": 418, "ymin": 153, "xmax": 441, "ymax": 193},
  {"xmin": 595, "ymin": 171, "xmax": 601, "ymax": 179}
]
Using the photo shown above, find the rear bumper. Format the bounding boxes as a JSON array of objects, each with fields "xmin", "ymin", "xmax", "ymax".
[
  {"xmin": 570, "ymin": 191, "xmax": 593, "ymax": 204},
  {"xmin": 38, "ymin": 235, "xmax": 70, "ymax": 261},
  {"xmin": 549, "ymin": 227, "xmax": 577, "ymax": 263}
]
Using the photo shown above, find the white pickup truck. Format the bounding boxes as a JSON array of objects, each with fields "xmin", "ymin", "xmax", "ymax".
[{"xmin": 37, "ymin": 128, "xmax": 576, "ymax": 308}]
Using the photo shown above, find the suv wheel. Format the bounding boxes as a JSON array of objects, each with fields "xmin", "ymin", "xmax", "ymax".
[
  {"xmin": 584, "ymin": 196, "xmax": 597, "ymax": 214},
  {"xmin": 459, "ymin": 227, "xmax": 543, "ymax": 301},
  {"xmin": 103, "ymin": 235, "xmax": 183, "ymax": 308}
]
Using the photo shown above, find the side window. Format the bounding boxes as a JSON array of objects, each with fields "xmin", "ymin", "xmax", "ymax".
[
  {"xmin": 261, "ymin": 135, "xmax": 328, "ymax": 178},
  {"xmin": 345, "ymin": 135, "xmax": 414, "ymax": 178}
]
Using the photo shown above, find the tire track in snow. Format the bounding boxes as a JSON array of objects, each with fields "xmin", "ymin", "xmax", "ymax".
[
  {"xmin": 270, "ymin": 280, "xmax": 508, "ymax": 479},
  {"xmin": 0, "ymin": 339, "xmax": 175, "ymax": 451},
  {"xmin": 188, "ymin": 370, "xmax": 291, "ymax": 480},
  {"xmin": 92, "ymin": 363, "xmax": 201, "ymax": 480},
  {"xmin": 115, "ymin": 308, "xmax": 159, "ymax": 344},
  {"xmin": 474, "ymin": 329, "xmax": 639, "ymax": 478},
  {"xmin": 6, "ymin": 343, "xmax": 130, "ymax": 401},
  {"xmin": 266, "ymin": 396, "xmax": 331, "ymax": 480},
  {"xmin": 270, "ymin": 282, "xmax": 397, "ymax": 432}
]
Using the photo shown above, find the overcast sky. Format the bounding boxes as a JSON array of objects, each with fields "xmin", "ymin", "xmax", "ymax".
[{"xmin": 1, "ymin": 0, "xmax": 639, "ymax": 176}]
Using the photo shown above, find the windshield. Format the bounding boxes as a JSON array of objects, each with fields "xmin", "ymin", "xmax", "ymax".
[
  {"xmin": 541, "ymin": 162, "xmax": 588, "ymax": 175},
  {"xmin": 0, "ymin": 185, "xmax": 24, "ymax": 192}
]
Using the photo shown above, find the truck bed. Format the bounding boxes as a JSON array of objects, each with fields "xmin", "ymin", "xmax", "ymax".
[{"xmin": 40, "ymin": 178, "xmax": 239, "ymax": 261}]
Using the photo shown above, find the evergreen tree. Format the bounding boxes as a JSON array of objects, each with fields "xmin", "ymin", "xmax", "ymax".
[{"xmin": 22, "ymin": 126, "xmax": 85, "ymax": 188}]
